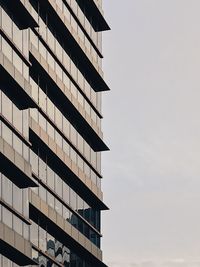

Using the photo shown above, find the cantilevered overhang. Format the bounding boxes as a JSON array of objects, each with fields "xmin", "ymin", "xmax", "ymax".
[
  {"xmin": 0, "ymin": 0, "xmax": 38, "ymax": 29},
  {"xmin": 29, "ymin": 51, "xmax": 109, "ymax": 152},
  {"xmin": 0, "ymin": 137, "xmax": 38, "ymax": 188},
  {"xmin": 76, "ymin": 0, "xmax": 110, "ymax": 32},
  {"xmin": 0, "ymin": 222, "xmax": 38, "ymax": 266},
  {"xmin": 32, "ymin": 0, "xmax": 110, "ymax": 92},
  {"xmin": 29, "ymin": 195, "xmax": 108, "ymax": 267},
  {"xmin": 29, "ymin": 120, "xmax": 108, "ymax": 211},
  {"xmin": 0, "ymin": 52, "xmax": 37, "ymax": 110},
  {"xmin": 0, "ymin": 240, "xmax": 37, "ymax": 266}
]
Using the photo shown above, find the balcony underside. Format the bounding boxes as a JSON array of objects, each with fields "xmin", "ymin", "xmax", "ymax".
[
  {"xmin": 30, "ymin": 54, "xmax": 109, "ymax": 152},
  {"xmin": 0, "ymin": 152, "xmax": 37, "ymax": 189},
  {"xmin": 76, "ymin": 0, "xmax": 110, "ymax": 32},
  {"xmin": 0, "ymin": 54, "xmax": 37, "ymax": 110},
  {"xmin": 0, "ymin": 0, "xmax": 38, "ymax": 29},
  {"xmin": 30, "ymin": 204, "xmax": 108, "ymax": 267},
  {"xmin": 29, "ymin": 129, "xmax": 108, "ymax": 211},
  {"xmin": 0, "ymin": 222, "xmax": 38, "ymax": 266},
  {"xmin": 0, "ymin": 240, "xmax": 37, "ymax": 266},
  {"xmin": 0, "ymin": 138, "xmax": 38, "ymax": 189},
  {"xmin": 32, "ymin": 0, "xmax": 110, "ymax": 92}
]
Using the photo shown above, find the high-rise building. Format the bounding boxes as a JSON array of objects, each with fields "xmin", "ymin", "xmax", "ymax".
[{"xmin": 0, "ymin": 0, "xmax": 110, "ymax": 266}]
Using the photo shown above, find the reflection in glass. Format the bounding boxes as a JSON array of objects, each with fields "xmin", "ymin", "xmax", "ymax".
[
  {"xmin": 55, "ymin": 240, "xmax": 62, "ymax": 264},
  {"xmin": 47, "ymin": 233, "xmax": 55, "ymax": 258}
]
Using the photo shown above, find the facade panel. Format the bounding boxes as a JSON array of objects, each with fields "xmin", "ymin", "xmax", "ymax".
[{"xmin": 0, "ymin": 0, "xmax": 110, "ymax": 266}]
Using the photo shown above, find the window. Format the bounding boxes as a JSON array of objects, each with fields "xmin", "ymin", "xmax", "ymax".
[
  {"xmin": 13, "ymin": 216, "xmax": 22, "ymax": 235},
  {"xmin": 47, "ymin": 97, "xmax": 55, "ymax": 121},
  {"xmin": 39, "ymin": 89, "xmax": 47, "ymax": 113},
  {"xmin": 47, "ymin": 166, "xmax": 54, "ymax": 189},
  {"xmin": 22, "ymin": 189, "xmax": 29, "ymax": 217},
  {"xmin": 55, "ymin": 199, "xmax": 62, "ymax": 216},
  {"xmin": 47, "ymin": 233, "xmax": 55, "ymax": 257},
  {"xmin": 39, "ymin": 158, "xmax": 47, "ymax": 183},
  {"xmin": 13, "ymin": 134, "xmax": 22, "ymax": 155},
  {"xmin": 2, "ymin": 123, "xmax": 12, "ymax": 146},
  {"xmin": 39, "ymin": 185, "xmax": 47, "ymax": 202},
  {"xmin": 30, "ymin": 78, "xmax": 39, "ymax": 103},
  {"xmin": 70, "ymin": 189, "xmax": 77, "ymax": 210},
  {"xmin": 2, "ymin": 10, "xmax": 12, "ymax": 38},
  {"xmin": 39, "ymin": 226, "xmax": 47, "ymax": 252},
  {"xmin": 62, "ymin": 182, "xmax": 69, "ymax": 205},
  {"xmin": 13, "ymin": 183, "xmax": 22, "ymax": 213},
  {"xmin": 55, "ymin": 174, "xmax": 62, "ymax": 196},
  {"xmin": 2, "ymin": 175, "xmax": 12, "ymax": 205},
  {"xmin": 30, "ymin": 150, "xmax": 39, "ymax": 176},
  {"xmin": 47, "ymin": 122, "xmax": 55, "ymax": 140},
  {"xmin": 2, "ymin": 207, "xmax": 12, "ymax": 228},
  {"xmin": 47, "ymin": 191, "xmax": 55, "ymax": 209},
  {"xmin": 55, "ymin": 240, "xmax": 63, "ymax": 263},
  {"xmin": 12, "ymin": 105, "xmax": 23, "ymax": 134},
  {"xmin": 2, "ymin": 92, "xmax": 12, "ymax": 123},
  {"xmin": 39, "ymin": 112, "xmax": 47, "ymax": 131},
  {"xmin": 13, "ymin": 53, "xmax": 23, "ymax": 74},
  {"xmin": 55, "ymin": 108, "xmax": 62, "ymax": 130}
]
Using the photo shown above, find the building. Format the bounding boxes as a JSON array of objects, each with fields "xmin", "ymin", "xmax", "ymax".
[{"xmin": 0, "ymin": 0, "xmax": 110, "ymax": 266}]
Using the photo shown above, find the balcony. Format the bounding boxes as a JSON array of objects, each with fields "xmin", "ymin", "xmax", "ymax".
[
  {"xmin": 32, "ymin": 0, "xmax": 110, "ymax": 92},
  {"xmin": 76, "ymin": 0, "xmax": 110, "ymax": 32},
  {"xmin": 0, "ymin": 137, "xmax": 38, "ymax": 189},
  {"xmin": 0, "ymin": 222, "xmax": 38, "ymax": 266},
  {"xmin": 29, "ymin": 46, "xmax": 109, "ymax": 152},
  {"xmin": 0, "ymin": 0, "xmax": 38, "ymax": 29},
  {"xmin": 0, "ymin": 52, "xmax": 37, "ymax": 110},
  {"xmin": 29, "ymin": 191, "xmax": 108, "ymax": 267},
  {"xmin": 29, "ymin": 118, "xmax": 108, "ymax": 211}
]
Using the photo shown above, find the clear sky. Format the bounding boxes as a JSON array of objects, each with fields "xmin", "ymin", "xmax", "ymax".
[{"xmin": 101, "ymin": 1, "xmax": 200, "ymax": 267}]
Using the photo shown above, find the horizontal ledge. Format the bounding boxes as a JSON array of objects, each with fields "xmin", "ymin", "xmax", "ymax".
[
  {"xmin": 34, "ymin": 106, "xmax": 103, "ymax": 178},
  {"xmin": 0, "ymin": 0, "xmax": 39, "ymax": 29},
  {"xmin": 29, "ymin": 127, "xmax": 108, "ymax": 211},
  {"xmin": 0, "ymin": 52, "xmax": 37, "ymax": 110},
  {"xmin": 30, "ymin": 202, "xmax": 108, "ymax": 267},
  {"xmin": 0, "ymin": 240, "xmax": 38, "ymax": 266},
  {"xmin": 0, "ymin": 222, "xmax": 38, "ymax": 266},
  {"xmin": 0, "ymin": 114, "xmax": 32, "ymax": 148},
  {"xmin": 0, "ymin": 28, "xmax": 31, "ymax": 67},
  {"xmin": 32, "ymin": 29, "xmax": 103, "ymax": 118},
  {"xmin": 63, "ymin": 1, "xmax": 103, "ymax": 58},
  {"xmin": 33, "ymin": 173, "xmax": 102, "ymax": 236},
  {"xmin": 0, "ymin": 137, "xmax": 38, "ymax": 189},
  {"xmin": 0, "ymin": 151, "xmax": 38, "ymax": 188},
  {"xmin": 76, "ymin": 0, "xmax": 110, "ymax": 32},
  {"xmin": 35, "ymin": 0, "xmax": 110, "ymax": 92},
  {"xmin": 29, "ymin": 53, "xmax": 109, "ymax": 152},
  {"xmin": 0, "ymin": 198, "xmax": 31, "ymax": 225},
  {"xmin": 32, "ymin": 245, "xmax": 63, "ymax": 267}
]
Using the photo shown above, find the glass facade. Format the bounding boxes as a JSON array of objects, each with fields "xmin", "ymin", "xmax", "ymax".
[
  {"xmin": 0, "ymin": 0, "xmax": 109, "ymax": 266},
  {"xmin": 31, "ymin": 221, "xmax": 94, "ymax": 267}
]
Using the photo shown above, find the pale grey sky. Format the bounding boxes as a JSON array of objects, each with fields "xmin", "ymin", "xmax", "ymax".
[{"xmin": 101, "ymin": 1, "xmax": 200, "ymax": 267}]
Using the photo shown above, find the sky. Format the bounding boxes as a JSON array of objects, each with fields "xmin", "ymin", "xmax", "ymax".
[{"xmin": 101, "ymin": 1, "xmax": 200, "ymax": 267}]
